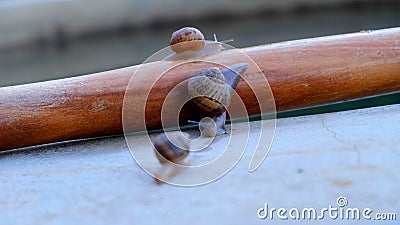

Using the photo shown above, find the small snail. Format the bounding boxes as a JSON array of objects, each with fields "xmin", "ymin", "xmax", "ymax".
[
  {"xmin": 152, "ymin": 131, "xmax": 190, "ymax": 184},
  {"xmin": 188, "ymin": 117, "xmax": 218, "ymax": 138},
  {"xmin": 188, "ymin": 63, "xmax": 249, "ymax": 136},
  {"xmin": 170, "ymin": 27, "xmax": 205, "ymax": 53},
  {"xmin": 163, "ymin": 26, "xmax": 230, "ymax": 61}
]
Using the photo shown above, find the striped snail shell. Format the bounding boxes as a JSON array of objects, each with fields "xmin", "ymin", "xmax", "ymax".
[
  {"xmin": 187, "ymin": 63, "xmax": 249, "ymax": 136},
  {"xmin": 164, "ymin": 27, "xmax": 224, "ymax": 61},
  {"xmin": 188, "ymin": 67, "xmax": 230, "ymax": 115},
  {"xmin": 152, "ymin": 131, "xmax": 190, "ymax": 164},
  {"xmin": 170, "ymin": 27, "xmax": 205, "ymax": 53}
]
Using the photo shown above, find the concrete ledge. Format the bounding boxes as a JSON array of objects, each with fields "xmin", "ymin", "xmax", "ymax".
[{"xmin": 0, "ymin": 104, "xmax": 399, "ymax": 224}]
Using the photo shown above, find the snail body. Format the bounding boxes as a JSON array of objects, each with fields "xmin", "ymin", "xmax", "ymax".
[{"xmin": 163, "ymin": 27, "xmax": 224, "ymax": 61}]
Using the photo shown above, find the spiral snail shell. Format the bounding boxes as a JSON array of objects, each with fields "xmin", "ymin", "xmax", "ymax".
[
  {"xmin": 187, "ymin": 63, "xmax": 249, "ymax": 136},
  {"xmin": 152, "ymin": 131, "xmax": 190, "ymax": 164},
  {"xmin": 188, "ymin": 67, "xmax": 230, "ymax": 115},
  {"xmin": 170, "ymin": 27, "xmax": 205, "ymax": 53},
  {"xmin": 163, "ymin": 26, "xmax": 224, "ymax": 61},
  {"xmin": 188, "ymin": 63, "xmax": 249, "ymax": 115}
]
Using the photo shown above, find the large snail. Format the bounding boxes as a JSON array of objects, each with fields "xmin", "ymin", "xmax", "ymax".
[
  {"xmin": 188, "ymin": 63, "xmax": 249, "ymax": 136},
  {"xmin": 163, "ymin": 26, "xmax": 231, "ymax": 61},
  {"xmin": 152, "ymin": 131, "xmax": 190, "ymax": 185}
]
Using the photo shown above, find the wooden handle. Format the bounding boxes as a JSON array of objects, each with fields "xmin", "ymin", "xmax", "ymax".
[{"xmin": 1, "ymin": 28, "xmax": 400, "ymax": 151}]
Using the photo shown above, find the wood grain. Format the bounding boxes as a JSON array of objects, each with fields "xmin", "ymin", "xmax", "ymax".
[{"xmin": 1, "ymin": 28, "xmax": 400, "ymax": 151}]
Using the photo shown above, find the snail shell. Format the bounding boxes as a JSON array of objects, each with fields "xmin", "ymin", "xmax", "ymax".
[
  {"xmin": 163, "ymin": 27, "xmax": 223, "ymax": 61},
  {"xmin": 187, "ymin": 63, "xmax": 248, "ymax": 137},
  {"xmin": 152, "ymin": 131, "xmax": 190, "ymax": 164},
  {"xmin": 170, "ymin": 27, "xmax": 205, "ymax": 53},
  {"xmin": 188, "ymin": 67, "xmax": 230, "ymax": 115}
]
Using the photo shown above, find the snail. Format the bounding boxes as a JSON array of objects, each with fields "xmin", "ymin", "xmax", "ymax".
[
  {"xmin": 188, "ymin": 117, "xmax": 218, "ymax": 138},
  {"xmin": 188, "ymin": 63, "xmax": 249, "ymax": 136},
  {"xmin": 170, "ymin": 27, "xmax": 205, "ymax": 53},
  {"xmin": 152, "ymin": 131, "xmax": 190, "ymax": 185},
  {"xmin": 163, "ymin": 26, "xmax": 232, "ymax": 61}
]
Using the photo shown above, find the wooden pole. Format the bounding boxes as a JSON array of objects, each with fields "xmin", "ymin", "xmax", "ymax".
[{"xmin": 1, "ymin": 28, "xmax": 400, "ymax": 151}]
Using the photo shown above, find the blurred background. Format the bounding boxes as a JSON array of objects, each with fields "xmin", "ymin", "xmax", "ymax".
[{"xmin": 0, "ymin": 0, "xmax": 399, "ymax": 116}]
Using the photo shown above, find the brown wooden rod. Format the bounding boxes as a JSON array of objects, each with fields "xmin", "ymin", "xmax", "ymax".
[{"xmin": 1, "ymin": 28, "xmax": 400, "ymax": 151}]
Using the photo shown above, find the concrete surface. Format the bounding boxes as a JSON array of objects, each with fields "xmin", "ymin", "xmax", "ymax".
[{"xmin": 0, "ymin": 104, "xmax": 399, "ymax": 224}]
